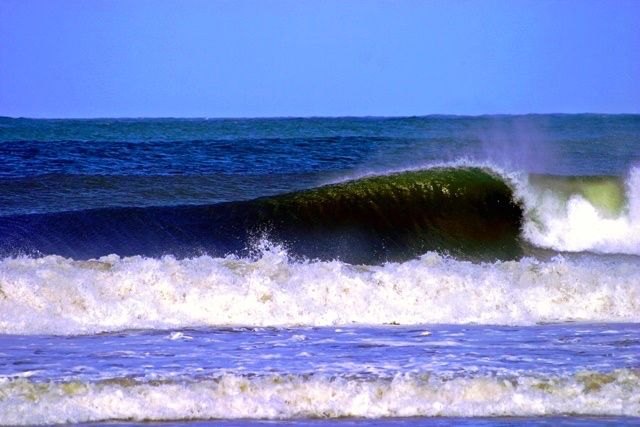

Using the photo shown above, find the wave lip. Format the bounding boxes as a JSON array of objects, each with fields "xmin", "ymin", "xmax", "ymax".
[
  {"xmin": 1, "ymin": 250, "xmax": 639, "ymax": 334},
  {"xmin": 1, "ymin": 370, "xmax": 638, "ymax": 424}
]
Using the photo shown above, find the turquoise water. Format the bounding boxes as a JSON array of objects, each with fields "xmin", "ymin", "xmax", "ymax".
[{"xmin": 0, "ymin": 115, "xmax": 639, "ymax": 425}]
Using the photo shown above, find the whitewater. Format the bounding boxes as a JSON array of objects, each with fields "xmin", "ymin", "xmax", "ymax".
[
  {"xmin": 2, "ymin": 370, "xmax": 640, "ymax": 424},
  {"xmin": 0, "ymin": 248, "xmax": 639, "ymax": 334}
]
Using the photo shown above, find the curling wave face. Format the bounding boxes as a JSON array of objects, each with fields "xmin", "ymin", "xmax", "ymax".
[
  {"xmin": 0, "ymin": 167, "xmax": 523, "ymax": 263},
  {"xmin": 1, "ymin": 370, "xmax": 639, "ymax": 424},
  {"xmin": 1, "ymin": 248, "xmax": 639, "ymax": 334}
]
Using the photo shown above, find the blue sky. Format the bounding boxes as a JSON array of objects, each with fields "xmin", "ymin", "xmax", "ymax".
[{"xmin": 1, "ymin": 0, "xmax": 638, "ymax": 118}]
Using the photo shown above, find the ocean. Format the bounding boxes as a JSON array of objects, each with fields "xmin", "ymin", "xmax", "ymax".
[{"xmin": 0, "ymin": 114, "xmax": 639, "ymax": 425}]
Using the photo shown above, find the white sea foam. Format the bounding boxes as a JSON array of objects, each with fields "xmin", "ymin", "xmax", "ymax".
[
  {"xmin": 1, "ymin": 370, "xmax": 638, "ymax": 424},
  {"xmin": 0, "ymin": 247, "xmax": 638, "ymax": 334},
  {"xmin": 518, "ymin": 167, "xmax": 640, "ymax": 255}
]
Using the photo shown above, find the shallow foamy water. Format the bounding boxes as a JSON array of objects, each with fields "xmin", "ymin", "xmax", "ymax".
[{"xmin": 1, "ymin": 324, "xmax": 640, "ymax": 424}]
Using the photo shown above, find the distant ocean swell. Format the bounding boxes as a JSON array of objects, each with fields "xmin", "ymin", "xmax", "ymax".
[
  {"xmin": 1, "ymin": 249, "xmax": 639, "ymax": 334},
  {"xmin": 1, "ymin": 165, "xmax": 639, "ymax": 262},
  {"xmin": 1, "ymin": 370, "xmax": 639, "ymax": 424}
]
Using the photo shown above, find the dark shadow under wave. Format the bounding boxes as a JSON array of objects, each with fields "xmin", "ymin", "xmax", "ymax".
[{"xmin": 0, "ymin": 167, "xmax": 524, "ymax": 263}]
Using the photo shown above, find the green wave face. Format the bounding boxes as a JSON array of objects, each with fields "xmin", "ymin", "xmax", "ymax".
[
  {"xmin": 246, "ymin": 167, "xmax": 524, "ymax": 263},
  {"xmin": 0, "ymin": 167, "xmax": 525, "ymax": 263},
  {"xmin": 528, "ymin": 174, "xmax": 626, "ymax": 217}
]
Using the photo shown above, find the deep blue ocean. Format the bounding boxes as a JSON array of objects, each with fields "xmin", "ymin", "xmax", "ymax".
[{"xmin": 0, "ymin": 114, "xmax": 639, "ymax": 426}]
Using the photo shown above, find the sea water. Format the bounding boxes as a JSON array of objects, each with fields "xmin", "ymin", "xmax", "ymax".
[{"xmin": 0, "ymin": 115, "xmax": 639, "ymax": 425}]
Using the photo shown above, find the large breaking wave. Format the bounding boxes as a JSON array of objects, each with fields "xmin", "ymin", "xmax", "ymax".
[
  {"xmin": 1, "ymin": 165, "xmax": 639, "ymax": 263},
  {"xmin": 0, "ymin": 167, "xmax": 523, "ymax": 263}
]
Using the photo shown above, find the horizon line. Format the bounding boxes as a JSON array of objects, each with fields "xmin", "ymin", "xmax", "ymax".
[{"xmin": 2, "ymin": 112, "xmax": 639, "ymax": 120}]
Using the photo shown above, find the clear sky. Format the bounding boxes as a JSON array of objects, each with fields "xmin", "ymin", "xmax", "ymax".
[{"xmin": 1, "ymin": 0, "xmax": 638, "ymax": 118}]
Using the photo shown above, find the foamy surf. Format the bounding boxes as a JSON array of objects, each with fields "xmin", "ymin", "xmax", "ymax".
[
  {"xmin": 1, "ymin": 370, "xmax": 638, "ymax": 424},
  {"xmin": 518, "ymin": 166, "xmax": 640, "ymax": 255},
  {"xmin": 1, "ymin": 247, "xmax": 639, "ymax": 334}
]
